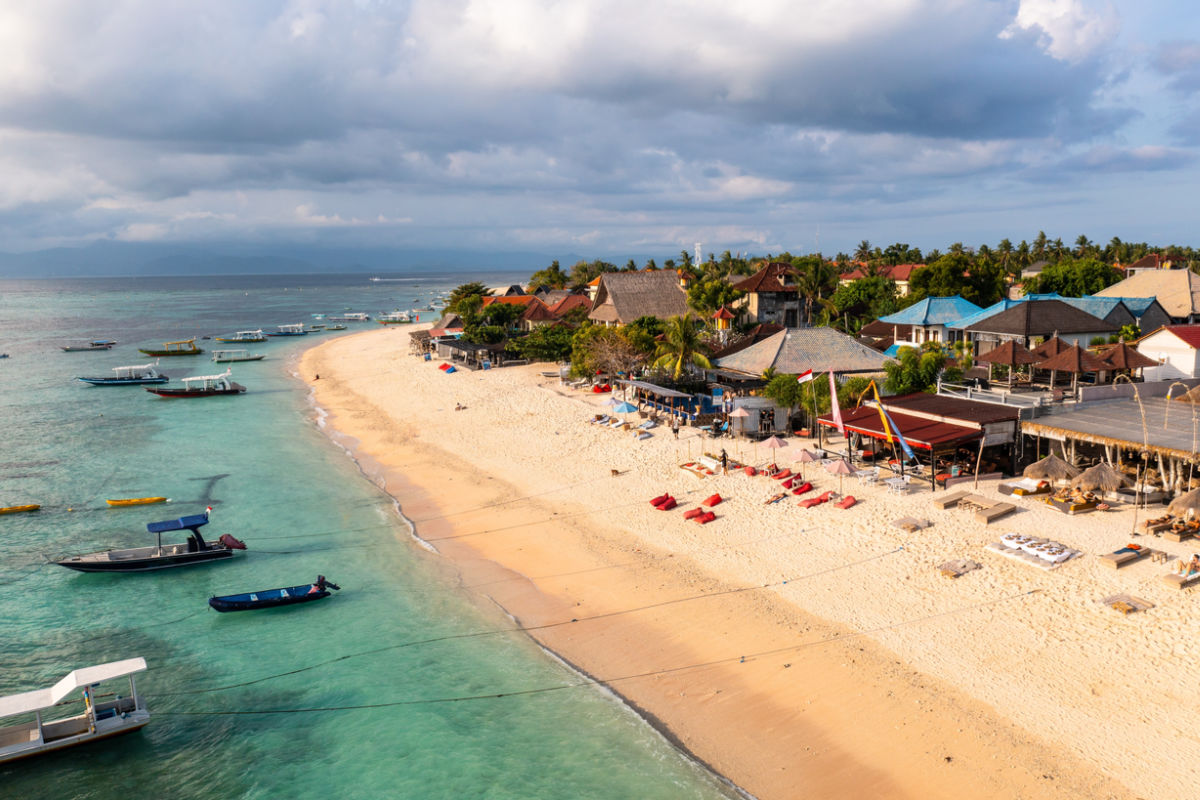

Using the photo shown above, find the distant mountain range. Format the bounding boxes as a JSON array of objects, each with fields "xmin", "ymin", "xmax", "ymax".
[{"xmin": 0, "ymin": 241, "xmax": 579, "ymax": 278}]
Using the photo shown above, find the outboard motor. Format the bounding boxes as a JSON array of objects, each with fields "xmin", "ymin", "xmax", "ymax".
[{"xmin": 218, "ymin": 534, "xmax": 247, "ymax": 550}]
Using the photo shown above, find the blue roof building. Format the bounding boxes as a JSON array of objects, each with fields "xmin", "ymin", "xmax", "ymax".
[{"xmin": 874, "ymin": 295, "xmax": 982, "ymax": 346}]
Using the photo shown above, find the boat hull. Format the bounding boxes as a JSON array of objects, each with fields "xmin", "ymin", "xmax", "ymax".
[
  {"xmin": 209, "ymin": 585, "xmax": 332, "ymax": 612},
  {"xmin": 214, "ymin": 337, "xmax": 267, "ymax": 343},
  {"xmin": 0, "ymin": 713, "xmax": 150, "ymax": 765},
  {"xmin": 0, "ymin": 504, "xmax": 40, "ymax": 515},
  {"xmin": 138, "ymin": 349, "xmax": 203, "ymax": 357},
  {"xmin": 145, "ymin": 385, "xmax": 245, "ymax": 398},
  {"xmin": 77, "ymin": 376, "xmax": 169, "ymax": 386},
  {"xmin": 61, "ymin": 345, "xmax": 114, "ymax": 352},
  {"xmin": 212, "ymin": 355, "xmax": 264, "ymax": 363},
  {"xmin": 106, "ymin": 497, "xmax": 168, "ymax": 507},
  {"xmin": 56, "ymin": 549, "xmax": 235, "ymax": 572}
]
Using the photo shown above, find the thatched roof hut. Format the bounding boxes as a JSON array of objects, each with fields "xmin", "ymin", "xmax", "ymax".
[
  {"xmin": 1168, "ymin": 488, "xmax": 1200, "ymax": 517},
  {"xmin": 1023, "ymin": 453, "xmax": 1080, "ymax": 481},
  {"xmin": 1070, "ymin": 462, "xmax": 1128, "ymax": 492}
]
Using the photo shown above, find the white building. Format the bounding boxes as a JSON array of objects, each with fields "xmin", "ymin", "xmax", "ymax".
[{"xmin": 1136, "ymin": 325, "xmax": 1200, "ymax": 381}]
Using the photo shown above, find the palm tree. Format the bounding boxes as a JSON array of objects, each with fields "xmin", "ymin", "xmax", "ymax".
[
  {"xmin": 1074, "ymin": 234, "xmax": 1092, "ymax": 258},
  {"xmin": 1033, "ymin": 231, "xmax": 1048, "ymax": 261},
  {"xmin": 854, "ymin": 240, "xmax": 872, "ymax": 263},
  {"xmin": 653, "ymin": 315, "xmax": 713, "ymax": 379}
]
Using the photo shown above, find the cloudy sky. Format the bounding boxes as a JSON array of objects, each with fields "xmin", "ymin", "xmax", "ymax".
[{"xmin": 1, "ymin": 0, "xmax": 1198, "ymax": 260}]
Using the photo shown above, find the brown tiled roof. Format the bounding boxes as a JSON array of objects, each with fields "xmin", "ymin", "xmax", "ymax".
[
  {"xmin": 976, "ymin": 340, "xmax": 1040, "ymax": 366},
  {"xmin": 1098, "ymin": 341, "xmax": 1158, "ymax": 370},
  {"xmin": 1037, "ymin": 344, "xmax": 1108, "ymax": 372},
  {"xmin": 859, "ymin": 319, "xmax": 913, "ymax": 338},
  {"xmin": 882, "ymin": 392, "xmax": 1021, "ymax": 424},
  {"xmin": 520, "ymin": 299, "xmax": 556, "ymax": 323},
  {"xmin": 731, "ymin": 262, "xmax": 796, "ymax": 294},
  {"xmin": 548, "ymin": 294, "xmax": 591, "ymax": 317},
  {"xmin": 840, "ymin": 263, "xmax": 925, "ymax": 282},
  {"xmin": 482, "ymin": 295, "xmax": 541, "ymax": 308},
  {"xmin": 964, "ymin": 300, "xmax": 1115, "ymax": 337}
]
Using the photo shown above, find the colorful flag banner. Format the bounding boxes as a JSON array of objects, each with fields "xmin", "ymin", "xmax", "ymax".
[
  {"xmin": 870, "ymin": 382, "xmax": 916, "ymax": 462},
  {"xmin": 829, "ymin": 372, "xmax": 845, "ymax": 436},
  {"xmin": 796, "ymin": 369, "xmax": 814, "ymax": 384}
]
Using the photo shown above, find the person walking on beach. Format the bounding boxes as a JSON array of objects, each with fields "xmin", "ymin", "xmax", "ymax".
[
  {"xmin": 671, "ymin": 418, "xmax": 680, "ymax": 440},
  {"xmin": 720, "ymin": 448, "xmax": 728, "ymax": 475}
]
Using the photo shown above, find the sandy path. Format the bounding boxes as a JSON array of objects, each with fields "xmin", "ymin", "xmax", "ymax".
[{"xmin": 297, "ymin": 327, "xmax": 1183, "ymax": 799}]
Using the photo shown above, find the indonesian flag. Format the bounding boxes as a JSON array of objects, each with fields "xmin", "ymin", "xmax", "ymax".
[{"xmin": 796, "ymin": 369, "xmax": 814, "ymax": 384}]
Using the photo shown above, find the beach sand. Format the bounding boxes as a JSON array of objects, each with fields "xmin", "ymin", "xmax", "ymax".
[{"xmin": 301, "ymin": 327, "xmax": 1198, "ymax": 799}]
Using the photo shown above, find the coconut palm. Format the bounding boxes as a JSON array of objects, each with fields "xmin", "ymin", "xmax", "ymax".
[{"xmin": 652, "ymin": 315, "xmax": 713, "ymax": 379}]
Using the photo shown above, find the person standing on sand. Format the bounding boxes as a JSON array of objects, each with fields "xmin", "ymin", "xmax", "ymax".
[
  {"xmin": 720, "ymin": 448, "xmax": 728, "ymax": 474},
  {"xmin": 672, "ymin": 419, "xmax": 680, "ymax": 439}
]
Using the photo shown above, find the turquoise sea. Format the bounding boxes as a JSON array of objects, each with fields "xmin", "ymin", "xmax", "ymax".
[{"xmin": 0, "ymin": 273, "xmax": 740, "ymax": 800}]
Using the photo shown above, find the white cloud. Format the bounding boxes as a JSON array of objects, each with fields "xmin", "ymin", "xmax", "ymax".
[{"xmin": 1001, "ymin": 0, "xmax": 1119, "ymax": 62}]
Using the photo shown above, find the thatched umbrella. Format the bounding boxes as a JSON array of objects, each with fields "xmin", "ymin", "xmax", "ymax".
[
  {"xmin": 1036, "ymin": 344, "xmax": 1108, "ymax": 393},
  {"xmin": 1032, "ymin": 336, "xmax": 1070, "ymax": 359},
  {"xmin": 1098, "ymin": 342, "xmax": 1157, "ymax": 373},
  {"xmin": 1168, "ymin": 488, "xmax": 1200, "ymax": 517},
  {"xmin": 1174, "ymin": 384, "xmax": 1200, "ymax": 404},
  {"xmin": 1070, "ymin": 462, "xmax": 1129, "ymax": 492},
  {"xmin": 1023, "ymin": 453, "xmax": 1080, "ymax": 481},
  {"xmin": 977, "ymin": 340, "xmax": 1041, "ymax": 388}
]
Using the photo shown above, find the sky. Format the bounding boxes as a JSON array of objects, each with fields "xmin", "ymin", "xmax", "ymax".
[{"xmin": 2, "ymin": 0, "xmax": 1199, "ymax": 263}]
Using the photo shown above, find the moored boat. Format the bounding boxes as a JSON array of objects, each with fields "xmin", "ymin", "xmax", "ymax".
[
  {"xmin": 208, "ymin": 575, "xmax": 341, "ymax": 612},
  {"xmin": 55, "ymin": 508, "xmax": 246, "ymax": 572},
  {"xmin": 0, "ymin": 504, "xmax": 40, "ymax": 515},
  {"xmin": 145, "ymin": 369, "xmax": 246, "ymax": 398},
  {"xmin": 105, "ymin": 497, "xmax": 169, "ymax": 507},
  {"xmin": 376, "ymin": 311, "xmax": 411, "ymax": 324},
  {"xmin": 325, "ymin": 324, "xmax": 347, "ymax": 331},
  {"xmin": 266, "ymin": 323, "xmax": 307, "ymax": 337},
  {"xmin": 214, "ymin": 329, "xmax": 267, "ymax": 343},
  {"xmin": 0, "ymin": 657, "xmax": 150, "ymax": 764},
  {"xmin": 61, "ymin": 339, "xmax": 117, "ymax": 352},
  {"xmin": 77, "ymin": 362, "xmax": 168, "ymax": 386},
  {"xmin": 327, "ymin": 312, "xmax": 370, "ymax": 322},
  {"xmin": 211, "ymin": 349, "xmax": 265, "ymax": 363},
  {"xmin": 138, "ymin": 339, "xmax": 203, "ymax": 357}
]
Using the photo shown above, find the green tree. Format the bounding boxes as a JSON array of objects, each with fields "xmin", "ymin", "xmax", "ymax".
[
  {"xmin": 567, "ymin": 259, "xmax": 618, "ymax": 289},
  {"xmin": 1025, "ymin": 258, "xmax": 1122, "ymax": 296},
  {"xmin": 687, "ymin": 278, "xmax": 744, "ymax": 317},
  {"xmin": 651, "ymin": 315, "xmax": 712, "ymax": 379},
  {"xmin": 446, "ymin": 282, "xmax": 490, "ymax": 314},
  {"xmin": 480, "ymin": 302, "xmax": 522, "ymax": 329},
  {"xmin": 1119, "ymin": 323, "xmax": 1141, "ymax": 342},
  {"xmin": 762, "ymin": 373, "xmax": 808, "ymax": 427},
  {"xmin": 510, "ymin": 324, "xmax": 574, "ymax": 361},
  {"xmin": 883, "ymin": 345, "xmax": 947, "ymax": 394},
  {"xmin": 829, "ymin": 276, "xmax": 899, "ymax": 332},
  {"xmin": 569, "ymin": 324, "xmax": 650, "ymax": 377},
  {"xmin": 528, "ymin": 260, "xmax": 568, "ymax": 289}
]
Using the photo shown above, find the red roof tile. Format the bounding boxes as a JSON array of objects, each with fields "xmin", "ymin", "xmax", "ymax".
[{"xmin": 1162, "ymin": 325, "xmax": 1200, "ymax": 349}]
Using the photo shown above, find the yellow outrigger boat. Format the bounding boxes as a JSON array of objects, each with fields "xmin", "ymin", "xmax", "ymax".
[
  {"xmin": 105, "ymin": 497, "xmax": 169, "ymax": 507},
  {"xmin": 0, "ymin": 504, "xmax": 41, "ymax": 515}
]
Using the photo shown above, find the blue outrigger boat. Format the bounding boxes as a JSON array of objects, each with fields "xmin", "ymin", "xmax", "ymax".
[
  {"xmin": 208, "ymin": 576, "xmax": 340, "ymax": 612},
  {"xmin": 77, "ymin": 362, "xmax": 168, "ymax": 386}
]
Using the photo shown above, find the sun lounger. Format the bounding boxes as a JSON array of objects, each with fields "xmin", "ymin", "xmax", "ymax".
[
  {"xmin": 590, "ymin": 414, "xmax": 610, "ymax": 425},
  {"xmin": 637, "ymin": 420, "xmax": 657, "ymax": 430},
  {"xmin": 696, "ymin": 511, "xmax": 716, "ymax": 524},
  {"xmin": 976, "ymin": 502, "xmax": 1016, "ymax": 525},
  {"xmin": 773, "ymin": 469, "xmax": 792, "ymax": 480},
  {"xmin": 781, "ymin": 478, "xmax": 794, "ymax": 489},
  {"xmin": 1099, "ymin": 545, "xmax": 1154, "ymax": 570},
  {"xmin": 1161, "ymin": 571, "xmax": 1200, "ymax": 590},
  {"xmin": 634, "ymin": 431, "xmax": 652, "ymax": 441},
  {"xmin": 835, "ymin": 495, "xmax": 857, "ymax": 509},
  {"xmin": 998, "ymin": 477, "xmax": 1050, "ymax": 497},
  {"xmin": 799, "ymin": 491, "xmax": 834, "ymax": 509},
  {"xmin": 1163, "ymin": 523, "xmax": 1199, "ymax": 542},
  {"xmin": 939, "ymin": 559, "xmax": 981, "ymax": 579},
  {"xmin": 1140, "ymin": 516, "xmax": 1174, "ymax": 535},
  {"xmin": 932, "ymin": 490, "xmax": 969, "ymax": 510},
  {"xmin": 986, "ymin": 539, "xmax": 1080, "ymax": 570}
]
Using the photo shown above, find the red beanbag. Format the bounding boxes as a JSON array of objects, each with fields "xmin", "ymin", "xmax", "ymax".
[
  {"xmin": 438, "ymin": 363, "xmax": 451, "ymax": 371},
  {"xmin": 650, "ymin": 493, "xmax": 670, "ymax": 507},
  {"xmin": 837, "ymin": 496, "xmax": 857, "ymax": 509},
  {"xmin": 792, "ymin": 482, "xmax": 813, "ymax": 495},
  {"xmin": 702, "ymin": 494, "xmax": 722, "ymax": 508},
  {"xmin": 774, "ymin": 469, "xmax": 792, "ymax": 480},
  {"xmin": 697, "ymin": 511, "xmax": 716, "ymax": 524},
  {"xmin": 593, "ymin": 385, "xmax": 604, "ymax": 393},
  {"xmin": 682, "ymin": 508, "xmax": 704, "ymax": 520},
  {"xmin": 744, "ymin": 466, "xmax": 757, "ymax": 476},
  {"xmin": 657, "ymin": 498, "xmax": 677, "ymax": 511}
]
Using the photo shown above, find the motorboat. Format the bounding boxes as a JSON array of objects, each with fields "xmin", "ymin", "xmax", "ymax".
[
  {"xmin": 209, "ymin": 576, "xmax": 340, "ymax": 612},
  {"xmin": 327, "ymin": 312, "xmax": 370, "ymax": 322},
  {"xmin": 376, "ymin": 311, "xmax": 411, "ymax": 325},
  {"xmin": 61, "ymin": 339, "xmax": 116, "ymax": 352},
  {"xmin": 77, "ymin": 362, "xmax": 168, "ymax": 386},
  {"xmin": 55, "ymin": 509, "xmax": 246, "ymax": 572},
  {"xmin": 214, "ymin": 330, "xmax": 267, "ymax": 343},
  {"xmin": 145, "ymin": 369, "xmax": 245, "ymax": 398},
  {"xmin": 0, "ymin": 504, "xmax": 40, "ymax": 515},
  {"xmin": 266, "ymin": 323, "xmax": 307, "ymax": 337},
  {"xmin": 211, "ymin": 349, "xmax": 265, "ymax": 363},
  {"xmin": 138, "ymin": 339, "xmax": 203, "ymax": 357},
  {"xmin": 0, "ymin": 658, "xmax": 150, "ymax": 764}
]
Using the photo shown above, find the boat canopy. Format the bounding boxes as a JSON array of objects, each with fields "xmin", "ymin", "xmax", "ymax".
[
  {"xmin": 211, "ymin": 350, "xmax": 247, "ymax": 357},
  {"xmin": 147, "ymin": 512, "xmax": 209, "ymax": 533},
  {"xmin": 237, "ymin": 330, "xmax": 263, "ymax": 335},
  {"xmin": 0, "ymin": 657, "xmax": 147, "ymax": 719},
  {"xmin": 113, "ymin": 363, "xmax": 156, "ymax": 373},
  {"xmin": 181, "ymin": 369, "xmax": 232, "ymax": 385}
]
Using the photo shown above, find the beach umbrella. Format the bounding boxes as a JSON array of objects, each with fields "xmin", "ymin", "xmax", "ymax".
[
  {"xmin": 1168, "ymin": 488, "xmax": 1200, "ymax": 517},
  {"xmin": 976, "ymin": 340, "xmax": 1040, "ymax": 388},
  {"xmin": 603, "ymin": 396, "xmax": 621, "ymax": 407},
  {"xmin": 612, "ymin": 401, "xmax": 637, "ymax": 423},
  {"xmin": 759, "ymin": 435, "xmax": 788, "ymax": 467},
  {"xmin": 1069, "ymin": 462, "xmax": 1128, "ymax": 492},
  {"xmin": 793, "ymin": 448, "xmax": 819, "ymax": 477},
  {"xmin": 1023, "ymin": 453, "xmax": 1080, "ymax": 482},
  {"xmin": 825, "ymin": 457, "xmax": 857, "ymax": 493},
  {"xmin": 728, "ymin": 406, "xmax": 750, "ymax": 437}
]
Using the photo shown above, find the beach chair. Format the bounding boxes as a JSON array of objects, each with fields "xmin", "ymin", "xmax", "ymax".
[
  {"xmin": 682, "ymin": 508, "xmax": 705, "ymax": 520},
  {"xmin": 634, "ymin": 431, "xmax": 652, "ymax": 441},
  {"xmin": 702, "ymin": 494, "xmax": 722, "ymax": 507},
  {"xmin": 696, "ymin": 511, "xmax": 717, "ymax": 524},
  {"xmin": 1099, "ymin": 544, "xmax": 1153, "ymax": 570},
  {"xmin": 590, "ymin": 414, "xmax": 610, "ymax": 425},
  {"xmin": 976, "ymin": 502, "xmax": 1016, "ymax": 525},
  {"xmin": 857, "ymin": 467, "xmax": 880, "ymax": 486}
]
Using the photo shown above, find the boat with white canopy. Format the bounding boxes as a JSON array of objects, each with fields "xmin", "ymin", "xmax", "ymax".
[
  {"xmin": 211, "ymin": 349, "xmax": 264, "ymax": 363},
  {"xmin": 214, "ymin": 329, "xmax": 267, "ymax": 343},
  {"xmin": 55, "ymin": 508, "xmax": 246, "ymax": 572},
  {"xmin": 266, "ymin": 323, "xmax": 307, "ymax": 337},
  {"xmin": 77, "ymin": 362, "xmax": 168, "ymax": 386},
  {"xmin": 145, "ymin": 369, "xmax": 246, "ymax": 398},
  {"xmin": 0, "ymin": 657, "xmax": 150, "ymax": 764}
]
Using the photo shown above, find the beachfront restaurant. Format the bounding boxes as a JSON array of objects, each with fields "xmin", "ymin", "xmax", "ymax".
[
  {"xmin": 1022, "ymin": 393, "xmax": 1200, "ymax": 499},
  {"xmin": 817, "ymin": 393, "xmax": 1020, "ymax": 489},
  {"xmin": 434, "ymin": 338, "xmax": 508, "ymax": 369},
  {"xmin": 615, "ymin": 379, "xmax": 724, "ymax": 424}
]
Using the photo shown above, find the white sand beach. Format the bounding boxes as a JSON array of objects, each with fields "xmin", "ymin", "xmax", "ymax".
[{"xmin": 301, "ymin": 326, "xmax": 1200, "ymax": 799}]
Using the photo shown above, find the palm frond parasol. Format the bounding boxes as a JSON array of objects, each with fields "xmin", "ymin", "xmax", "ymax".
[
  {"xmin": 1168, "ymin": 487, "xmax": 1200, "ymax": 517},
  {"xmin": 1069, "ymin": 462, "xmax": 1128, "ymax": 492},
  {"xmin": 1023, "ymin": 453, "xmax": 1080, "ymax": 481}
]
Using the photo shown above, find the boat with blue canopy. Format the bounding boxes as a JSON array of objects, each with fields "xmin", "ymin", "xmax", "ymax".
[
  {"xmin": 77, "ymin": 361, "xmax": 168, "ymax": 386},
  {"xmin": 55, "ymin": 508, "xmax": 246, "ymax": 572},
  {"xmin": 208, "ymin": 575, "xmax": 340, "ymax": 612}
]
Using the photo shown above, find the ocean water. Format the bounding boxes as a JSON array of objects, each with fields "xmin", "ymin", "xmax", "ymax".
[{"xmin": 0, "ymin": 274, "xmax": 739, "ymax": 800}]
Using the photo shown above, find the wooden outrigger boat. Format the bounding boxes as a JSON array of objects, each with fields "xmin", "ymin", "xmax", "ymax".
[
  {"xmin": 376, "ymin": 311, "xmax": 411, "ymax": 325},
  {"xmin": 214, "ymin": 329, "xmax": 267, "ymax": 343},
  {"xmin": 325, "ymin": 324, "xmax": 347, "ymax": 331},
  {"xmin": 77, "ymin": 362, "xmax": 168, "ymax": 386},
  {"xmin": 0, "ymin": 657, "xmax": 150, "ymax": 764},
  {"xmin": 145, "ymin": 369, "xmax": 245, "ymax": 398},
  {"xmin": 266, "ymin": 323, "xmax": 307, "ymax": 337},
  {"xmin": 61, "ymin": 339, "xmax": 117, "ymax": 352},
  {"xmin": 105, "ymin": 497, "xmax": 169, "ymax": 507},
  {"xmin": 327, "ymin": 312, "xmax": 370, "ymax": 322},
  {"xmin": 209, "ymin": 575, "xmax": 340, "ymax": 612},
  {"xmin": 55, "ymin": 508, "xmax": 246, "ymax": 572},
  {"xmin": 138, "ymin": 339, "xmax": 203, "ymax": 357},
  {"xmin": 211, "ymin": 349, "xmax": 265, "ymax": 363},
  {"xmin": 0, "ymin": 504, "xmax": 40, "ymax": 515}
]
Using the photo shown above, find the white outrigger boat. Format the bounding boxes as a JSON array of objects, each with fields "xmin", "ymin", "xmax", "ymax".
[
  {"xmin": 214, "ymin": 329, "xmax": 267, "ymax": 343},
  {"xmin": 376, "ymin": 311, "xmax": 411, "ymax": 324},
  {"xmin": 0, "ymin": 657, "xmax": 150, "ymax": 764},
  {"xmin": 211, "ymin": 349, "xmax": 265, "ymax": 363},
  {"xmin": 77, "ymin": 362, "xmax": 169, "ymax": 386},
  {"xmin": 327, "ymin": 312, "xmax": 370, "ymax": 322},
  {"xmin": 266, "ymin": 323, "xmax": 307, "ymax": 337}
]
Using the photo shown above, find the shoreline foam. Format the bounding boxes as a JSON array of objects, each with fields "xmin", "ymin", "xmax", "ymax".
[{"xmin": 300, "ymin": 327, "xmax": 1159, "ymax": 800}]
